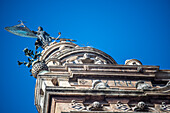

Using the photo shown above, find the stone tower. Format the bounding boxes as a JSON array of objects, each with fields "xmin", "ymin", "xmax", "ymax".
[{"xmin": 32, "ymin": 40, "xmax": 170, "ymax": 113}]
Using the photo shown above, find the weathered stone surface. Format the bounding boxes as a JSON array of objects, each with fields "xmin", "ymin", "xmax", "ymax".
[
  {"xmin": 33, "ymin": 41, "xmax": 170, "ymax": 113},
  {"xmin": 31, "ymin": 61, "xmax": 48, "ymax": 78}
]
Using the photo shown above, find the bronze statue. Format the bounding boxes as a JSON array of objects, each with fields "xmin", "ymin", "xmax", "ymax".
[
  {"xmin": 32, "ymin": 26, "xmax": 57, "ymax": 49},
  {"xmin": 5, "ymin": 21, "xmax": 61, "ymax": 50}
]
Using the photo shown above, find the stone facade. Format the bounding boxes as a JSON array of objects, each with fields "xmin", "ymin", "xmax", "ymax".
[{"xmin": 33, "ymin": 41, "xmax": 170, "ymax": 113}]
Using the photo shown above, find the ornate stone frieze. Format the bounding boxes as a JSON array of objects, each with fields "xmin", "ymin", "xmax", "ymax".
[
  {"xmin": 64, "ymin": 53, "xmax": 108, "ymax": 65},
  {"xmin": 70, "ymin": 100, "xmax": 112, "ymax": 111},
  {"xmin": 32, "ymin": 40, "xmax": 170, "ymax": 113}
]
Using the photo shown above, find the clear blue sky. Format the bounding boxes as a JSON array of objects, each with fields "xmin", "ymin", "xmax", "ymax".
[{"xmin": 0, "ymin": 0, "xmax": 170, "ymax": 113}]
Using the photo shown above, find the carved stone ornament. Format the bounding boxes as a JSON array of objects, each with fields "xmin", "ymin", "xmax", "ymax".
[
  {"xmin": 132, "ymin": 101, "xmax": 157, "ymax": 112},
  {"xmin": 160, "ymin": 102, "xmax": 170, "ymax": 111},
  {"xmin": 115, "ymin": 101, "xmax": 132, "ymax": 111},
  {"xmin": 94, "ymin": 57, "xmax": 107, "ymax": 64},
  {"xmin": 87, "ymin": 101, "xmax": 104, "ymax": 111},
  {"xmin": 71, "ymin": 100, "xmax": 85, "ymax": 111},
  {"xmin": 79, "ymin": 79, "xmax": 88, "ymax": 85},
  {"xmin": 31, "ymin": 61, "xmax": 48, "ymax": 78},
  {"xmin": 133, "ymin": 101, "xmax": 148, "ymax": 112},
  {"xmin": 135, "ymin": 80, "xmax": 152, "ymax": 90},
  {"xmin": 79, "ymin": 53, "xmax": 94, "ymax": 64},
  {"xmin": 64, "ymin": 53, "xmax": 108, "ymax": 65},
  {"xmin": 92, "ymin": 80, "xmax": 109, "ymax": 89},
  {"xmin": 71, "ymin": 100, "xmax": 109, "ymax": 111},
  {"xmin": 125, "ymin": 59, "xmax": 142, "ymax": 65}
]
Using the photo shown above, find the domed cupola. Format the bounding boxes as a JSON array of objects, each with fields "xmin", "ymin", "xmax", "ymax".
[{"xmin": 40, "ymin": 41, "xmax": 117, "ymax": 66}]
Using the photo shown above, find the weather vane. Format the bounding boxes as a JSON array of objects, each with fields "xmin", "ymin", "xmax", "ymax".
[
  {"xmin": 5, "ymin": 21, "xmax": 62, "ymax": 50},
  {"xmin": 5, "ymin": 21, "xmax": 76, "ymax": 50},
  {"xmin": 4, "ymin": 21, "xmax": 76, "ymax": 76}
]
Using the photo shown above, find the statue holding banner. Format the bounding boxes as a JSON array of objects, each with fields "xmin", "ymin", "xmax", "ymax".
[
  {"xmin": 4, "ymin": 21, "xmax": 61, "ymax": 49},
  {"xmin": 5, "ymin": 21, "xmax": 76, "ymax": 77},
  {"xmin": 32, "ymin": 26, "xmax": 53, "ymax": 49},
  {"xmin": 4, "ymin": 21, "xmax": 77, "ymax": 50}
]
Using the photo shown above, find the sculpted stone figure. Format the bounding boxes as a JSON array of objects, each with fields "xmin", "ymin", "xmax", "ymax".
[
  {"xmin": 92, "ymin": 80, "xmax": 109, "ymax": 89},
  {"xmin": 136, "ymin": 81, "xmax": 152, "ymax": 90}
]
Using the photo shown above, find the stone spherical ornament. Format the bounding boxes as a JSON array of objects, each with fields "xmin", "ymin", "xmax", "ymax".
[
  {"xmin": 138, "ymin": 101, "xmax": 146, "ymax": 110},
  {"xmin": 125, "ymin": 59, "xmax": 142, "ymax": 65},
  {"xmin": 92, "ymin": 101, "xmax": 101, "ymax": 108},
  {"xmin": 31, "ymin": 61, "xmax": 48, "ymax": 78}
]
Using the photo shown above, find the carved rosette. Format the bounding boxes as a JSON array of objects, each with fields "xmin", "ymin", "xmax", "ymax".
[{"xmin": 31, "ymin": 61, "xmax": 48, "ymax": 78}]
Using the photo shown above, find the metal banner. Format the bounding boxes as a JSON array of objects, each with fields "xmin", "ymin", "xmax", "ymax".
[{"xmin": 5, "ymin": 24, "xmax": 37, "ymax": 38}]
